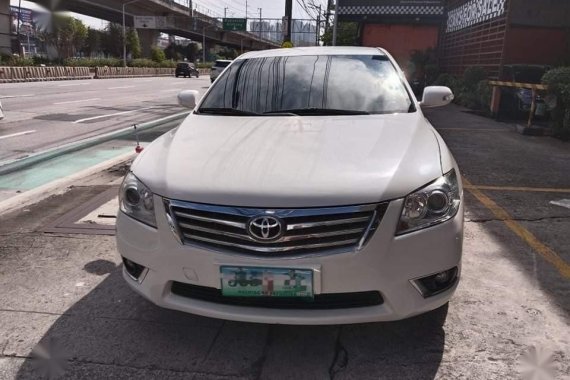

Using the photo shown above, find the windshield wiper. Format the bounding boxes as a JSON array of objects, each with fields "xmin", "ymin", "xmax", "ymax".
[
  {"xmin": 264, "ymin": 108, "xmax": 370, "ymax": 115},
  {"xmin": 197, "ymin": 107, "xmax": 261, "ymax": 116}
]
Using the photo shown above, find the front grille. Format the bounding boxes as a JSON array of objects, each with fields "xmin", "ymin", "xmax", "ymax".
[
  {"xmin": 171, "ymin": 282, "xmax": 383, "ymax": 309},
  {"xmin": 164, "ymin": 200, "xmax": 388, "ymax": 256}
]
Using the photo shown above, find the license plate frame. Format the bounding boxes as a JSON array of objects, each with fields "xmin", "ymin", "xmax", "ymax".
[{"xmin": 220, "ymin": 266, "xmax": 314, "ymax": 298}]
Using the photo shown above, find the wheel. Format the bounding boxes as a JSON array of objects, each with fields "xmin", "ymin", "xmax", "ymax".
[
  {"xmin": 175, "ymin": 74, "xmax": 179, "ymax": 78},
  {"xmin": 195, "ymin": 73, "xmax": 199, "ymax": 78}
]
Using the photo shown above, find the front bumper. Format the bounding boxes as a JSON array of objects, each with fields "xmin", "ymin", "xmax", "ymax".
[{"xmin": 117, "ymin": 197, "xmax": 464, "ymax": 325}]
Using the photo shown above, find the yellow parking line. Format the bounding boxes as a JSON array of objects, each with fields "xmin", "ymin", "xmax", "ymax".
[
  {"xmin": 463, "ymin": 178, "xmax": 570, "ymax": 279},
  {"xmin": 465, "ymin": 185, "xmax": 570, "ymax": 193},
  {"xmin": 438, "ymin": 128, "xmax": 509, "ymax": 132}
]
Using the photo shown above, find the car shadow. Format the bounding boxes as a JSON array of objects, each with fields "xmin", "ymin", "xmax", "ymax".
[{"xmin": 15, "ymin": 266, "xmax": 447, "ymax": 379}]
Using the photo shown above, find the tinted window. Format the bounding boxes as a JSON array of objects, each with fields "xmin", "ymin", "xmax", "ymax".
[
  {"xmin": 215, "ymin": 61, "xmax": 231, "ymax": 68},
  {"xmin": 200, "ymin": 55, "xmax": 413, "ymax": 115},
  {"xmin": 177, "ymin": 63, "xmax": 189, "ymax": 68}
]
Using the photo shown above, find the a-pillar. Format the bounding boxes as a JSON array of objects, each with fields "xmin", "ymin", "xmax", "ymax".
[
  {"xmin": 138, "ymin": 28, "xmax": 160, "ymax": 58},
  {"xmin": 0, "ymin": 0, "xmax": 11, "ymax": 55}
]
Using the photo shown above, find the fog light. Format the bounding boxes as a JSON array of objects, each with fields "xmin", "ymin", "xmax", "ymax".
[
  {"xmin": 411, "ymin": 267, "xmax": 458, "ymax": 298},
  {"xmin": 122, "ymin": 257, "xmax": 146, "ymax": 281}
]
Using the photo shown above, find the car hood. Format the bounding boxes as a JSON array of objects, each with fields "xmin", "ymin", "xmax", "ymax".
[{"xmin": 132, "ymin": 112, "xmax": 443, "ymax": 207}]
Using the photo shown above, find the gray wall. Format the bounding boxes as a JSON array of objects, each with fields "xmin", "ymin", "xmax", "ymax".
[
  {"xmin": 509, "ymin": 0, "xmax": 570, "ymax": 28},
  {"xmin": 0, "ymin": 0, "xmax": 11, "ymax": 55}
]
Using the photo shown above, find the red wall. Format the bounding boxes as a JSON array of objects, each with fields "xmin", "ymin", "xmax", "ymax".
[
  {"xmin": 504, "ymin": 26, "xmax": 569, "ymax": 65},
  {"xmin": 362, "ymin": 24, "xmax": 439, "ymax": 65}
]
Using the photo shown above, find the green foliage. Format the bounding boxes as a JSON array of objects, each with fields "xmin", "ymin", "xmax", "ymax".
[
  {"xmin": 408, "ymin": 48, "xmax": 439, "ymax": 84},
  {"xmin": 433, "ymin": 68, "xmax": 490, "ymax": 112},
  {"xmin": 85, "ymin": 28, "xmax": 101, "ymax": 57},
  {"xmin": 321, "ymin": 22, "xmax": 358, "ymax": 46},
  {"xmin": 463, "ymin": 66, "xmax": 487, "ymax": 90},
  {"xmin": 63, "ymin": 57, "xmax": 122, "ymax": 67},
  {"xmin": 102, "ymin": 23, "xmax": 123, "ymax": 58},
  {"xmin": 542, "ymin": 67, "xmax": 570, "ymax": 140},
  {"xmin": 129, "ymin": 58, "xmax": 175, "ymax": 68},
  {"xmin": 39, "ymin": 15, "xmax": 87, "ymax": 59},
  {"xmin": 126, "ymin": 28, "xmax": 142, "ymax": 59},
  {"xmin": 197, "ymin": 62, "xmax": 213, "ymax": 69},
  {"xmin": 151, "ymin": 47, "xmax": 166, "ymax": 63},
  {"xmin": 0, "ymin": 55, "xmax": 34, "ymax": 66}
]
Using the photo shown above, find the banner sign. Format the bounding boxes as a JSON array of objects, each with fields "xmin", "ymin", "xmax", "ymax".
[
  {"xmin": 446, "ymin": 0, "xmax": 506, "ymax": 33},
  {"xmin": 10, "ymin": 6, "xmax": 49, "ymax": 36},
  {"xmin": 338, "ymin": 0, "xmax": 444, "ymax": 16},
  {"xmin": 223, "ymin": 18, "xmax": 247, "ymax": 31}
]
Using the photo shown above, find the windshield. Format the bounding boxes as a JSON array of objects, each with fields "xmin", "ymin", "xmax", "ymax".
[
  {"xmin": 199, "ymin": 55, "xmax": 414, "ymax": 115},
  {"xmin": 215, "ymin": 60, "xmax": 231, "ymax": 68}
]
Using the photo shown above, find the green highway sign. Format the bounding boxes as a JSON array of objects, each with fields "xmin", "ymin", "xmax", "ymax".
[{"xmin": 223, "ymin": 18, "xmax": 247, "ymax": 31}]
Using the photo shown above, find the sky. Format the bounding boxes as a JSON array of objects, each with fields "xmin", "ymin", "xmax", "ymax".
[{"xmin": 10, "ymin": 0, "xmax": 326, "ymax": 30}]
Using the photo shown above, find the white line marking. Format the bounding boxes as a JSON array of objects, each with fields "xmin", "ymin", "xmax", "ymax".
[
  {"xmin": 0, "ymin": 130, "xmax": 36, "ymax": 140},
  {"xmin": 58, "ymin": 82, "xmax": 92, "ymax": 87},
  {"xmin": 0, "ymin": 94, "xmax": 35, "ymax": 99},
  {"xmin": 73, "ymin": 106, "xmax": 156, "ymax": 124},
  {"xmin": 108, "ymin": 86, "xmax": 136, "ymax": 90},
  {"xmin": 550, "ymin": 199, "xmax": 570, "ymax": 209},
  {"xmin": 54, "ymin": 98, "xmax": 100, "ymax": 105}
]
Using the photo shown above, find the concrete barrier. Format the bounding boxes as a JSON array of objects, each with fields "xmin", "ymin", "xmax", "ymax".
[
  {"xmin": 94, "ymin": 66, "xmax": 175, "ymax": 79},
  {"xmin": 0, "ymin": 66, "xmax": 91, "ymax": 83}
]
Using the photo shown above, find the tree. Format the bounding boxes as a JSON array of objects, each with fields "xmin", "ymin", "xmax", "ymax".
[
  {"xmin": 72, "ymin": 18, "xmax": 87, "ymax": 57},
  {"xmin": 321, "ymin": 22, "xmax": 358, "ymax": 46},
  {"xmin": 126, "ymin": 28, "xmax": 142, "ymax": 59},
  {"xmin": 85, "ymin": 28, "xmax": 101, "ymax": 57},
  {"xmin": 101, "ymin": 23, "xmax": 123, "ymax": 58},
  {"xmin": 151, "ymin": 46, "xmax": 165, "ymax": 63},
  {"xmin": 40, "ymin": 15, "xmax": 88, "ymax": 58}
]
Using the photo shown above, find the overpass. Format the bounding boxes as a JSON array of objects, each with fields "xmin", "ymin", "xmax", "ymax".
[{"xmin": 3, "ymin": 0, "xmax": 280, "ymax": 57}]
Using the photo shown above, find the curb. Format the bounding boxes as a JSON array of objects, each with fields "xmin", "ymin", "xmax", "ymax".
[
  {"xmin": 0, "ymin": 111, "xmax": 190, "ymax": 176},
  {"xmin": 0, "ymin": 151, "xmax": 135, "ymax": 218}
]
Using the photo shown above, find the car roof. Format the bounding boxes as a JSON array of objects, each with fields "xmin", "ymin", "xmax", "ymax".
[{"xmin": 239, "ymin": 46, "xmax": 385, "ymax": 60}]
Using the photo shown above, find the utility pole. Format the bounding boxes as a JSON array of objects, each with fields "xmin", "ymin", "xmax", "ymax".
[
  {"xmin": 332, "ymin": 0, "xmax": 338, "ymax": 46},
  {"xmin": 325, "ymin": 0, "xmax": 332, "ymax": 45},
  {"xmin": 122, "ymin": 0, "xmax": 140, "ymax": 68},
  {"xmin": 316, "ymin": 4, "xmax": 321, "ymax": 46},
  {"xmin": 258, "ymin": 8, "xmax": 262, "ymax": 39},
  {"xmin": 202, "ymin": 26, "xmax": 206, "ymax": 63},
  {"xmin": 245, "ymin": 0, "xmax": 248, "ymax": 19},
  {"xmin": 284, "ymin": 0, "xmax": 293, "ymax": 45},
  {"xmin": 224, "ymin": 7, "xmax": 228, "ymax": 18}
]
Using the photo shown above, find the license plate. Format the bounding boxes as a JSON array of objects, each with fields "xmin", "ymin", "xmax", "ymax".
[{"xmin": 220, "ymin": 266, "xmax": 313, "ymax": 298}]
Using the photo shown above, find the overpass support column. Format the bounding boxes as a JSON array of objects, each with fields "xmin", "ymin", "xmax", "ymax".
[
  {"xmin": 0, "ymin": 0, "xmax": 11, "ymax": 55},
  {"xmin": 138, "ymin": 29, "xmax": 160, "ymax": 58}
]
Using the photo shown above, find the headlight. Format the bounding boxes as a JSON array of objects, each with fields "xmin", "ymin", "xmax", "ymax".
[
  {"xmin": 396, "ymin": 169, "xmax": 461, "ymax": 235},
  {"xmin": 119, "ymin": 172, "xmax": 156, "ymax": 227}
]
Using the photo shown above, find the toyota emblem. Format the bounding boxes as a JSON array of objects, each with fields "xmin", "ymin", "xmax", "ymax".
[{"xmin": 247, "ymin": 215, "xmax": 283, "ymax": 241}]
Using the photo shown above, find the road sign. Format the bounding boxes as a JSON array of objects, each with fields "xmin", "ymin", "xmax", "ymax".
[
  {"xmin": 223, "ymin": 18, "xmax": 247, "ymax": 31},
  {"xmin": 134, "ymin": 16, "xmax": 157, "ymax": 29}
]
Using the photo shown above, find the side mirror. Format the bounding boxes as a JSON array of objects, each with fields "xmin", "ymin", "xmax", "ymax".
[
  {"xmin": 177, "ymin": 90, "xmax": 199, "ymax": 109},
  {"xmin": 420, "ymin": 86, "xmax": 454, "ymax": 108}
]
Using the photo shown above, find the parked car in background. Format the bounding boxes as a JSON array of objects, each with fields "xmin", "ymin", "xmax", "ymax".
[
  {"xmin": 175, "ymin": 62, "xmax": 199, "ymax": 78},
  {"xmin": 117, "ymin": 46, "xmax": 463, "ymax": 325},
  {"xmin": 209, "ymin": 60, "xmax": 232, "ymax": 83},
  {"xmin": 499, "ymin": 64, "xmax": 551, "ymax": 119}
]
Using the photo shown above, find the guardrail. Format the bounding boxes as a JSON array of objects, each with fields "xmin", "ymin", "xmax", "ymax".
[
  {"xmin": 0, "ymin": 66, "xmax": 91, "ymax": 83},
  {"xmin": 0, "ymin": 111, "xmax": 190, "ymax": 176},
  {"xmin": 95, "ymin": 66, "xmax": 175, "ymax": 79},
  {"xmin": 489, "ymin": 80, "xmax": 549, "ymax": 129}
]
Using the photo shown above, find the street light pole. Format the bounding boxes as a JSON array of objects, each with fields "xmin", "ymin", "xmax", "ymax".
[
  {"xmin": 258, "ymin": 8, "xmax": 262, "ymax": 39},
  {"xmin": 332, "ymin": 0, "xmax": 338, "ymax": 46},
  {"xmin": 202, "ymin": 25, "xmax": 206, "ymax": 63},
  {"xmin": 122, "ymin": 0, "xmax": 140, "ymax": 68}
]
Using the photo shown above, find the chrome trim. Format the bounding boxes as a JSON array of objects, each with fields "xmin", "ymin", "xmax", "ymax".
[
  {"xmin": 179, "ymin": 222, "xmax": 365, "ymax": 243},
  {"xmin": 182, "ymin": 233, "xmax": 360, "ymax": 253},
  {"xmin": 124, "ymin": 266, "xmax": 149, "ymax": 284},
  {"xmin": 286, "ymin": 216, "xmax": 370, "ymax": 231},
  {"xmin": 174, "ymin": 211, "xmax": 246, "ymax": 229},
  {"xmin": 357, "ymin": 210, "xmax": 378, "ymax": 250}
]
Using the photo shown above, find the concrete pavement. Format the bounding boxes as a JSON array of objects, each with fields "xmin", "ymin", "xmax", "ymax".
[
  {"xmin": 0, "ymin": 105, "xmax": 569, "ymax": 379},
  {"xmin": 0, "ymin": 76, "xmax": 209, "ymax": 162}
]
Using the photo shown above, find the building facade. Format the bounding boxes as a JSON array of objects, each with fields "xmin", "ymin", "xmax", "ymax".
[{"xmin": 338, "ymin": 0, "xmax": 570, "ymax": 78}]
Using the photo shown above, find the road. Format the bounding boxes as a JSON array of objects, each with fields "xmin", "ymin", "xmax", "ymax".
[
  {"xmin": 0, "ymin": 104, "xmax": 569, "ymax": 379},
  {"xmin": 0, "ymin": 76, "xmax": 210, "ymax": 162}
]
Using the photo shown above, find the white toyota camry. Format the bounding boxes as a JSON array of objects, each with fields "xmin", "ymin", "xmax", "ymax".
[{"xmin": 116, "ymin": 46, "xmax": 464, "ymax": 325}]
